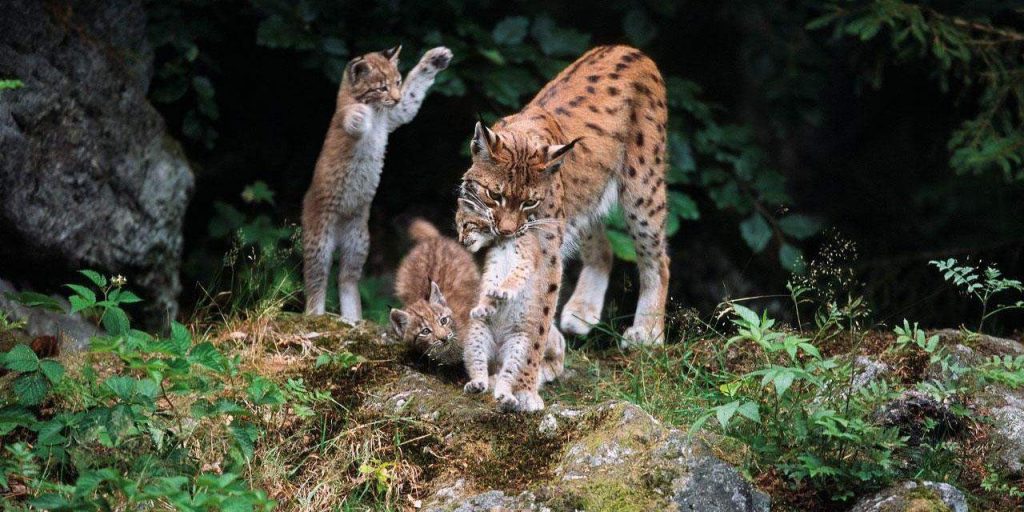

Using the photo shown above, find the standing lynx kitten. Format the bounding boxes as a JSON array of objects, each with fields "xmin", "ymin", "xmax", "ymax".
[
  {"xmin": 457, "ymin": 45, "xmax": 669, "ymax": 347},
  {"xmin": 390, "ymin": 219, "xmax": 480, "ymax": 366},
  {"xmin": 303, "ymin": 45, "xmax": 452, "ymax": 320}
]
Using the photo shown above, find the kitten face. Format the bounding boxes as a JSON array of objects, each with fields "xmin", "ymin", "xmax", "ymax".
[
  {"xmin": 346, "ymin": 46, "xmax": 403, "ymax": 107},
  {"xmin": 455, "ymin": 197, "xmax": 494, "ymax": 252},
  {"xmin": 390, "ymin": 282, "xmax": 456, "ymax": 354},
  {"xmin": 459, "ymin": 123, "xmax": 578, "ymax": 241}
]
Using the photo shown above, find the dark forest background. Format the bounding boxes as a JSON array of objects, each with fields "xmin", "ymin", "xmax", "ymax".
[{"xmin": 147, "ymin": 0, "xmax": 1024, "ymax": 333}]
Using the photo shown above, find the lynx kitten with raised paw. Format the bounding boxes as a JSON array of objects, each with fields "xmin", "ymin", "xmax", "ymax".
[{"xmin": 302, "ymin": 45, "xmax": 452, "ymax": 321}]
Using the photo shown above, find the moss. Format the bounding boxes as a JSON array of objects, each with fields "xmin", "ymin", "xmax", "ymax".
[
  {"xmin": 559, "ymin": 477, "xmax": 660, "ymax": 512},
  {"xmin": 879, "ymin": 487, "xmax": 952, "ymax": 512}
]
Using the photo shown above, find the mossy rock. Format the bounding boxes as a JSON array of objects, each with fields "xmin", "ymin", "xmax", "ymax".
[{"xmin": 849, "ymin": 481, "xmax": 967, "ymax": 512}]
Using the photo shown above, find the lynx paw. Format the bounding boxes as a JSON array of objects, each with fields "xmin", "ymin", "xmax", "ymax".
[
  {"xmin": 621, "ymin": 324, "xmax": 665, "ymax": 349},
  {"xmin": 485, "ymin": 287, "xmax": 512, "ymax": 301},
  {"xmin": 495, "ymin": 391, "xmax": 520, "ymax": 413},
  {"xmin": 343, "ymin": 104, "xmax": 372, "ymax": 135},
  {"xmin": 464, "ymin": 379, "xmax": 488, "ymax": 394},
  {"xmin": 420, "ymin": 46, "xmax": 452, "ymax": 73},
  {"xmin": 514, "ymin": 391, "xmax": 545, "ymax": 413},
  {"xmin": 470, "ymin": 303, "xmax": 496, "ymax": 320}
]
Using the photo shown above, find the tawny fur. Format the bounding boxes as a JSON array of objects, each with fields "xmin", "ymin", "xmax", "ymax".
[
  {"xmin": 456, "ymin": 45, "xmax": 670, "ymax": 348},
  {"xmin": 302, "ymin": 45, "xmax": 452, "ymax": 321},
  {"xmin": 391, "ymin": 219, "xmax": 480, "ymax": 365}
]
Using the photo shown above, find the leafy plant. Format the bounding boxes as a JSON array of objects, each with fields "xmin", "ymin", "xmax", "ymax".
[
  {"xmin": 931, "ymin": 258, "xmax": 1024, "ymax": 333},
  {"xmin": 691, "ymin": 303, "xmax": 904, "ymax": 501},
  {"xmin": 812, "ymin": 1, "xmax": 1024, "ymax": 181},
  {"xmin": 0, "ymin": 272, "xmax": 274, "ymax": 510}
]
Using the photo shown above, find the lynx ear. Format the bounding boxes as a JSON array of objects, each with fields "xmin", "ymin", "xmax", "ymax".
[
  {"xmin": 471, "ymin": 121, "xmax": 498, "ymax": 160},
  {"xmin": 347, "ymin": 57, "xmax": 369, "ymax": 82},
  {"xmin": 542, "ymin": 137, "xmax": 582, "ymax": 173},
  {"xmin": 428, "ymin": 281, "xmax": 448, "ymax": 307},
  {"xmin": 381, "ymin": 45, "xmax": 402, "ymax": 64},
  {"xmin": 389, "ymin": 308, "xmax": 411, "ymax": 336}
]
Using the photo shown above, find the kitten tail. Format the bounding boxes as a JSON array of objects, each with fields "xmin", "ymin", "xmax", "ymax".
[{"xmin": 408, "ymin": 218, "xmax": 441, "ymax": 243}]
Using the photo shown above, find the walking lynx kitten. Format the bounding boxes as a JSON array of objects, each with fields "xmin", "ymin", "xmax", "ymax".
[
  {"xmin": 303, "ymin": 45, "xmax": 452, "ymax": 321},
  {"xmin": 390, "ymin": 219, "xmax": 480, "ymax": 366},
  {"xmin": 457, "ymin": 45, "xmax": 670, "ymax": 347}
]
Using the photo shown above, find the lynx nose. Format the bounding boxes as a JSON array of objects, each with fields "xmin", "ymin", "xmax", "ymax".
[{"xmin": 497, "ymin": 217, "xmax": 517, "ymax": 237}]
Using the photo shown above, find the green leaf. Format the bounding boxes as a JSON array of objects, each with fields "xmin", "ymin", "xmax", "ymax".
[
  {"xmin": 4, "ymin": 344, "xmax": 39, "ymax": 372},
  {"xmin": 246, "ymin": 376, "xmax": 285, "ymax": 406},
  {"xmin": 772, "ymin": 370, "xmax": 796, "ymax": 397},
  {"xmin": 492, "ymin": 16, "xmax": 529, "ymax": 45},
  {"xmin": 715, "ymin": 400, "xmax": 740, "ymax": 429},
  {"xmin": 14, "ymin": 372, "xmax": 49, "ymax": 405},
  {"xmin": 69, "ymin": 295, "xmax": 93, "ymax": 314},
  {"xmin": 606, "ymin": 229, "xmax": 637, "ymax": 262},
  {"xmin": 779, "ymin": 243, "xmax": 806, "ymax": 273},
  {"xmin": 117, "ymin": 290, "xmax": 143, "ymax": 304},
  {"xmin": 623, "ymin": 9, "xmax": 657, "ymax": 47},
  {"xmin": 230, "ymin": 421, "xmax": 259, "ymax": 461},
  {"xmin": 5, "ymin": 291, "xmax": 64, "ymax": 312},
  {"xmin": 668, "ymin": 191, "xmax": 700, "ymax": 220},
  {"xmin": 65, "ymin": 284, "xmax": 96, "ymax": 303},
  {"xmin": 732, "ymin": 304, "xmax": 761, "ymax": 327},
  {"xmin": 28, "ymin": 494, "xmax": 70, "ymax": 509},
  {"xmin": 531, "ymin": 16, "xmax": 590, "ymax": 57},
  {"xmin": 739, "ymin": 214, "xmax": 772, "ymax": 253},
  {"xmin": 104, "ymin": 376, "xmax": 138, "ymax": 400},
  {"xmin": 478, "ymin": 48, "xmax": 506, "ymax": 66},
  {"xmin": 189, "ymin": 342, "xmax": 228, "ymax": 372},
  {"xmin": 241, "ymin": 181, "xmax": 275, "ymax": 205},
  {"xmin": 0, "ymin": 79, "xmax": 25, "ymax": 91},
  {"xmin": 79, "ymin": 270, "xmax": 107, "ymax": 287},
  {"xmin": 39, "ymin": 360, "xmax": 64, "ymax": 384},
  {"xmin": 102, "ymin": 307, "xmax": 130, "ymax": 336},
  {"xmin": 777, "ymin": 214, "xmax": 822, "ymax": 240},
  {"xmin": 737, "ymin": 401, "xmax": 761, "ymax": 423}
]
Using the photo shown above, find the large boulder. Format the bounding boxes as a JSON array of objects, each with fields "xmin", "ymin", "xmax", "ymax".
[{"xmin": 0, "ymin": 0, "xmax": 193, "ymax": 330}]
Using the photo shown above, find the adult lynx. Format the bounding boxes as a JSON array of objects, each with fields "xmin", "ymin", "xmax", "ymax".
[
  {"xmin": 457, "ymin": 45, "xmax": 669, "ymax": 347},
  {"xmin": 302, "ymin": 45, "xmax": 452, "ymax": 321}
]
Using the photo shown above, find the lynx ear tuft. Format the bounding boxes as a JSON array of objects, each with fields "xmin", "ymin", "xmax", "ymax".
[
  {"xmin": 381, "ymin": 45, "xmax": 402, "ymax": 62},
  {"xmin": 428, "ymin": 281, "xmax": 448, "ymax": 307},
  {"xmin": 542, "ymin": 137, "xmax": 582, "ymax": 173},
  {"xmin": 471, "ymin": 121, "xmax": 498, "ymax": 160},
  {"xmin": 389, "ymin": 308, "xmax": 411, "ymax": 336}
]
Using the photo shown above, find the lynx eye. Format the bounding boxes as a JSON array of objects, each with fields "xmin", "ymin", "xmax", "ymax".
[
  {"xmin": 419, "ymin": 327, "xmax": 432, "ymax": 336},
  {"xmin": 377, "ymin": 85, "xmax": 388, "ymax": 92},
  {"xmin": 440, "ymin": 316, "xmax": 450, "ymax": 326},
  {"xmin": 521, "ymin": 199, "xmax": 539, "ymax": 210},
  {"xmin": 486, "ymin": 189, "xmax": 503, "ymax": 203}
]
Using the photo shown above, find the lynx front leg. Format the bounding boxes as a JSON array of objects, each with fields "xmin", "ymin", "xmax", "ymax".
[
  {"xmin": 561, "ymin": 223, "xmax": 613, "ymax": 336},
  {"xmin": 463, "ymin": 319, "xmax": 495, "ymax": 394},
  {"xmin": 387, "ymin": 47, "xmax": 452, "ymax": 131},
  {"xmin": 336, "ymin": 215, "xmax": 369, "ymax": 323},
  {"xmin": 540, "ymin": 324, "xmax": 566, "ymax": 384}
]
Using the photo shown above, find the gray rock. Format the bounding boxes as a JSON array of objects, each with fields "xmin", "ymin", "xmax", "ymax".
[
  {"xmin": 0, "ymin": 278, "xmax": 98, "ymax": 351},
  {"xmin": 0, "ymin": 0, "xmax": 193, "ymax": 329},
  {"xmin": 989, "ymin": 392, "xmax": 1024, "ymax": 475},
  {"xmin": 849, "ymin": 480, "xmax": 967, "ymax": 512},
  {"xmin": 853, "ymin": 356, "xmax": 890, "ymax": 389}
]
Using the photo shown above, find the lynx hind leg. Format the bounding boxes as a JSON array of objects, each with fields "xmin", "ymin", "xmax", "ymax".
[
  {"xmin": 541, "ymin": 324, "xmax": 566, "ymax": 384},
  {"xmin": 463, "ymin": 320, "xmax": 495, "ymax": 394},
  {"xmin": 336, "ymin": 217, "xmax": 369, "ymax": 323},
  {"xmin": 618, "ymin": 103, "xmax": 670, "ymax": 348},
  {"xmin": 560, "ymin": 223, "xmax": 613, "ymax": 336},
  {"xmin": 303, "ymin": 215, "xmax": 334, "ymax": 316}
]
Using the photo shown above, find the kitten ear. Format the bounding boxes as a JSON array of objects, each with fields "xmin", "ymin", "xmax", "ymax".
[
  {"xmin": 542, "ymin": 137, "xmax": 582, "ymax": 174},
  {"xmin": 472, "ymin": 121, "xmax": 499, "ymax": 161},
  {"xmin": 347, "ymin": 57, "xmax": 369, "ymax": 83},
  {"xmin": 428, "ymin": 281, "xmax": 448, "ymax": 307},
  {"xmin": 381, "ymin": 44, "xmax": 402, "ymax": 64},
  {"xmin": 389, "ymin": 308, "xmax": 411, "ymax": 336}
]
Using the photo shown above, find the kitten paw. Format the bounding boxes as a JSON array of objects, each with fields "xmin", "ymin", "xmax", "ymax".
[
  {"xmin": 514, "ymin": 391, "xmax": 545, "ymax": 413},
  {"xmin": 464, "ymin": 379, "xmax": 488, "ymax": 394},
  {"xmin": 495, "ymin": 391, "xmax": 520, "ymax": 413},
  {"xmin": 420, "ymin": 46, "xmax": 452, "ymax": 72},
  {"xmin": 470, "ymin": 303, "xmax": 496, "ymax": 319},
  {"xmin": 343, "ymin": 104, "xmax": 372, "ymax": 135},
  {"xmin": 485, "ymin": 288, "xmax": 512, "ymax": 301}
]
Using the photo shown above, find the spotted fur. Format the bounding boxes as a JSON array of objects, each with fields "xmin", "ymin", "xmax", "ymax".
[{"xmin": 302, "ymin": 46, "xmax": 452, "ymax": 321}]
